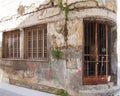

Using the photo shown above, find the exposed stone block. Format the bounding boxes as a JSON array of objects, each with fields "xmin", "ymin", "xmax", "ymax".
[
  {"xmin": 70, "ymin": 1, "xmax": 97, "ymax": 9},
  {"xmin": 67, "ymin": 19, "xmax": 83, "ymax": 47},
  {"xmin": 39, "ymin": 7, "xmax": 61, "ymax": 20},
  {"xmin": 67, "ymin": 58, "xmax": 78, "ymax": 69},
  {"xmin": 9, "ymin": 79, "xmax": 59, "ymax": 94}
]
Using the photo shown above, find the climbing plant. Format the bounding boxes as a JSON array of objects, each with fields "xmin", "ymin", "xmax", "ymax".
[
  {"xmin": 51, "ymin": 0, "xmax": 70, "ymax": 60},
  {"xmin": 58, "ymin": 0, "xmax": 64, "ymax": 10},
  {"xmin": 58, "ymin": 0, "xmax": 69, "ymax": 44},
  {"xmin": 58, "ymin": 0, "xmax": 70, "ymax": 21}
]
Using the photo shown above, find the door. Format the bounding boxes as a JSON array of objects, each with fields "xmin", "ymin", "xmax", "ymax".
[{"xmin": 83, "ymin": 21, "xmax": 110, "ymax": 85}]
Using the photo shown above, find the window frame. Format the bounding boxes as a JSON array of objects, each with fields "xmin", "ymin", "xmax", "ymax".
[
  {"xmin": 2, "ymin": 30, "xmax": 20, "ymax": 59},
  {"xmin": 83, "ymin": 20, "xmax": 111, "ymax": 85},
  {"xmin": 24, "ymin": 24, "xmax": 48, "ymax": 61}
]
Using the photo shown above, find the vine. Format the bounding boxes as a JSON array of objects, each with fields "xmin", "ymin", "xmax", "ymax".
[
  {"xmin": 58, "ymin": 0, "xmax": 69, "ymax": 44},
  {"xmin": 51, "ymin": 0, "xmax": 70, "ymax": 60},
  {"xmin": 58, "ymin": 0, "xmax": 64, "ymax": 10},
  {"xmin": 58, "ymin": 0, "xmax": 69, "ymax": 21}
]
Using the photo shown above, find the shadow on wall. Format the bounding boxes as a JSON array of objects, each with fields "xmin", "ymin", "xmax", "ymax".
[
  {"xmin": 0, "ymin": 47, "xmax": 3, "ymax": 82},
  {"xmin": 117, "ymin": 40, "xmax": 120, "ymax": 85},
  {"xmin": 0, "ymin": 47, "xmax": 1, "ymax": 59},
  {"xmin": 118, "ymin": 64, "xmax": 120, "ymax": 85}
]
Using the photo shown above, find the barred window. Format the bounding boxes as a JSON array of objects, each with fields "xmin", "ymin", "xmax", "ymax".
[
  {"xmin": 24, "ymin": 24, "xmax": 47, "ymax": 60},
  {"xmin": 83, "ymin": 20, "xmax": 111, "ymax": 85},
  {"xmin": 2, "ymin": 30, "xmax": 20, "ymax": 58}
]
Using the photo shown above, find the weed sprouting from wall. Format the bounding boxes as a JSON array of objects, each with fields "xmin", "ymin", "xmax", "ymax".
[
  {"xmin": 55, "ymin": 89, "xmax": 69, "ymax": 96},
  {"xmin": 51, "ymin": 49, "xmax": 61, "ymax": 60}
]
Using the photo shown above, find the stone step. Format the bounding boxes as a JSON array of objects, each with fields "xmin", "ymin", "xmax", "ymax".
[
  {"xmin": 79, "ymin": 85, "xmax": 120, "ymax": 96},
  {"xmin": 79, "ymin": 82, "xmax": 114, "ymax": 90}
]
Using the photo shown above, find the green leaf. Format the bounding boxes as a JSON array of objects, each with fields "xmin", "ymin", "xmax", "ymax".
[
  {"xmin": 55, "ymin": 89, "xmax": 69, "ymax": 96},
  {"xmin": 58, "ymin": 0, "xmax": 63, "ymax": 10},
  {"xmin": 65, "ymin": 5, "xmax": 69, "ymax": 13},
  {"xmin": 51, "ymin": 49, "xmax": 61, "ymax": 60},
  {"xmin": 64, "ymin": 5, "xmax": 69, "ymax": 21}
]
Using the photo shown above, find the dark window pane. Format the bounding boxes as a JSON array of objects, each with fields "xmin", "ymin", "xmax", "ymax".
[
  {"xmin": 28, "ymin": 32, "xmax": 31, "ymax": 36},
  {"xmin": 38, "ymin": 53, "xmax": 42, "ymax": 58},
  {"xmin": 28, "ymin": 41, "xmax": 31, "ymax": 48},
  {"xmin": 44, "ymin": 53, "xmax": 47, "ymax": 58},
  {"xmin": 33, "ymin": 40, "xmax": 37, "ymax": 48},
  {"xmin": 33, "ymin": 53, "xmax": 37, "ymax": 58}
]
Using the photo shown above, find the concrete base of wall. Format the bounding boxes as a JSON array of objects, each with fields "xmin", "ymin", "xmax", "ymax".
[
  {"xmin": 9, "ymin": 79, "xmax": 120, "ymax": 96},
  {"xmin": 79, "ymin": 86, "xmax": 120, "ymax": 96},
  {"xmin": 9, "ymin": 79, "xmax": 59, "ymax": 94}
]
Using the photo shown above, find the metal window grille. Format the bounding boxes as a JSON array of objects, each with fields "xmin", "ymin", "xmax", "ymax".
[
  {"xmin": 2, "ymin": 30, "xmax": 20, "ymax": 59},
  {"xmin": 24, "ymin": 24, "xmax": 47, "ymax": 60}
]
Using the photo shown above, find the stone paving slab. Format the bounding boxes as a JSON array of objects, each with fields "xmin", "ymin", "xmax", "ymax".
[
  {"xmin": 0, "ymin": 83, "xmax": 120, "ymax": 96},
  {"xmin": 0, "ymin": 83, "xmax": 55, "ymax": 96},
  {"xmin": 0, "ymin": 89, "xmax": 25, "ymax": 96}
]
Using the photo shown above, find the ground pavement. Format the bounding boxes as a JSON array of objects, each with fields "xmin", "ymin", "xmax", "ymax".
[{"xmin": 0, "ymin": 83, "xmax": 55, "ymax": 96}]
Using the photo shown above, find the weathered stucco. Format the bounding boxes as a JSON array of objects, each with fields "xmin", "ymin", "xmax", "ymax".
[
  {"xmin": 0, "ymin": 0, "xmax": 117, "ymax": 32},
  {"xmin": 111, "ymin": 28, "xmax": 117, "ymax": 85},
  {"xmin": 0, "ymin": 0, "xmax": 117, "ymax": 96},
  {"xmin": 67, "ymin": 19, "xmax": 83, "ymax": 47}
]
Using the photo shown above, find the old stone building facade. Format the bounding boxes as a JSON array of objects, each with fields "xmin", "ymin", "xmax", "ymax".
[{"xmin": 0, "ymin": 0, "xmax": 117, "ymax": 95}]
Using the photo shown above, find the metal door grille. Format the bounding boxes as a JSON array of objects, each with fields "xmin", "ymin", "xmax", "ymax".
[
  {"xmin": 84, "ymin": 21, "xmax": 110, "ymax": 78},
  {"xmin": 84, "ymin": 21, "xmax": 96, "ymax": 77},
  {"xmin": 97, "ymin": 23, "xmax": 107, "ymax": 76}
]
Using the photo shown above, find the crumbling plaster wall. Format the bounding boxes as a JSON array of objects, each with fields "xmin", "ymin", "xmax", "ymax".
[
  {"xmin": 0, "ymin": 0, "xmax": 117, "ymax": 32},
  {"xmin": 47, "ymin": 19, "xmax": 84, "ymax": 90},
  {"xmin": 1, "ymin": 19, "xmax": 84, "ymax": 91},
  {"xmin": 0, "ymin": 0, "xmax": 117, "ymax": 94},
  {"xmin": 17, "ymin": 0, "xmax": 117, "ymax": 14}
]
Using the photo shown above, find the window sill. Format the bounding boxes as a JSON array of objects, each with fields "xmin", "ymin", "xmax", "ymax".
[
  {"xmin": 25, "ymin": 58, "xmax": 48, "ymax": 62},
  {"xmin": 2, "ymin": 58, "xmax": 48, "ymax": 62}
]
